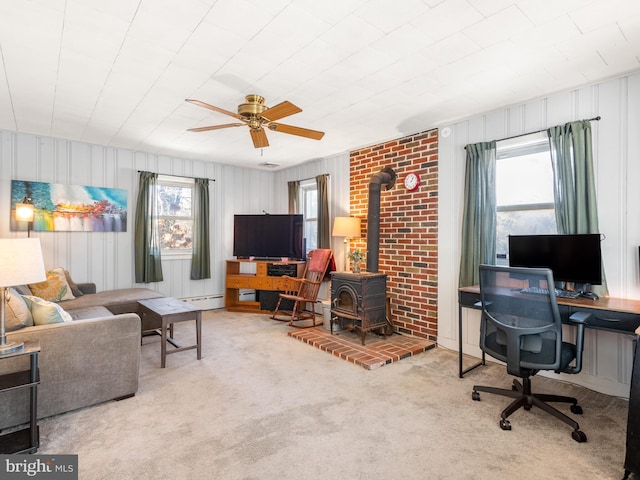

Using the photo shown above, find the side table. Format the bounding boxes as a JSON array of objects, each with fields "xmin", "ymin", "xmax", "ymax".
[
  {"xmin": 0, "ymin": 341, "xmax": 40, "ymax": 454},
  {"xmin": 138, "ymin": 298, "xmax": 202, "ymax": 368}
]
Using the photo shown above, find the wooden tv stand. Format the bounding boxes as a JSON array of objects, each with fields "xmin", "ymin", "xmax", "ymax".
[{"xmin": 225, "ymin": 259, "xmax": 306, "ymax": 314}]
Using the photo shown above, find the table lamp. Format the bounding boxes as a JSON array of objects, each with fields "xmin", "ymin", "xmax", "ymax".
[
  {"xmin": 0, "ymin": 238, "xmax": 46, "ymax": 354},
  {"xmin": 332, "ymin": 217, "xmax": 362, "ymax": 271}
]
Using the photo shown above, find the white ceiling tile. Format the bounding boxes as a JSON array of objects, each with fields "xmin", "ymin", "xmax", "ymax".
[
  {"xmin": 554, "ymin": 24, "xmax": 627, "ymax": 62},
  {"xmin": 155, "ymin": 63, "xmax": 213, "ymax": 98},
  {"xmin": 136, "ymin": 0, "xmax": 214, "ymax": 30},
  {"xmin": 511, "ymin": 14, "xmax": 582, "ymax": 49},
  {"xmin": 435, "ymin": 41, "xmax": 519, "ymax": 79},
  {"xmin": 289, "ymin": 0, "xmax": 369, "ymax": 25},
  {"xmin": 113, "ymin": 39, "xmax": 175, "ymax": 78},
  {"xmin": 569, "ymin": 0, "xmax": 640, "ymax": 33},
  {"xmin": 418, "ymin": 32, "xmax": 481, "ymax": 66},
  {"xmin": 354, "ymin": 0, "xmax": 430, "ymax": 33},
  {"xmin": 332, "ymin": 47, "xmax": 396, "ymax": 83},
  {"xmin": 358, "ymin": 68, "xmax": 409, "ymax": 96},
  {"xmin": 127, "ymin": 11, "xmax": 193, "ymax": 54},
  {"xmin": 516, "ymin": 0, "xmax": 593, "ymax": 26},
  {"xmin": 617, "ymin": 15, "xmax": 640, "ymax": 43},
  {"xmin": 319, "ymin": 14, "xmax": 386, "ymax": 53},
  {"xmin": 216, "ymin": 52, "xmax": 279, "ymax": 86},
  {"xmin": 463, "ymin": 5, "xmax": 534, "ymax": 48},
  {"xmin": 67, "ymin": 0, "xmax": 139, "ymax": 23},
  {"xmin": 411, "ymin": 0, "xmax": 484, "ymax": 41},
  {"xmin": 370, "ymin": 24, "xmax": 437, "ymax": 57},
  {"xmin": 203, "ymin": 0, "xmax": 275, "ymax": 41},
  {"xmin": 288, "ymin": 39, "xmax": 353, "ymax": 75},
  {"xmin": 467, "ymin": 0, "xmax": 517, "ymax": 17}
]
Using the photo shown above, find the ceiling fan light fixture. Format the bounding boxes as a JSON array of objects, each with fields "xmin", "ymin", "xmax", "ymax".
[
  {"xmin": 186, "ymin": 95, "xmax": 324, "ymax": 148},
  {"xmin": 238, "ymin": 94, "xmax": 268, "ymax": 118}
]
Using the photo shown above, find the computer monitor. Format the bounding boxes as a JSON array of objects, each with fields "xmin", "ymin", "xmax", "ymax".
[{"xmin": 508, "ymin": 234, "xmax": 602, "ymax": 286}]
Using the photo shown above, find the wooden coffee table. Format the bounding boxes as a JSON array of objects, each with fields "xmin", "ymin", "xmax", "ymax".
[{"xmin": 138, "ymin": 297, "xmax": 202, "ymax": 368}]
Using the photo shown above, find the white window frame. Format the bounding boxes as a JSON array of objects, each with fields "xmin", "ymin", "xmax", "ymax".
[
  {"xmin": 299, "ymin": 179, "xmax": 318, "ymax": 255},
  {"xmin": 157, "ymin": 175, "xmax": 194, "ymax": 260},
  {"xmin": 495, "ymin": 132, "xmax": 557, "ymax": 265}
]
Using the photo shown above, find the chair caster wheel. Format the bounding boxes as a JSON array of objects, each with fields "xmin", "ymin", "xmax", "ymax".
[
  {"xmin": 472, "ymin": 391, "xmax": 480, "ymax": 401},
  {"xmin": 499, "ymin": 419, "xmax": 511, "ymax": 431},
  {"xmin": 572, "ymin": 430, "xmax": 587, "ymax": 443},
  {"xmin": 570, "ymin": 404, "xmax": 583, "ymax": 415},
  {"xmin": 524, "ymin": 404, "xmax": 532, "ymax": 411}
]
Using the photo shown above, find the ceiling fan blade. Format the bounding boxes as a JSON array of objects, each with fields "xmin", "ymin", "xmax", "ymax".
[
  {"xmin": 268, "ymin": 123, "xmax": 325, "ymax": 140},
  {"xmin": 261, "ymin": 101, "xmax": 302, "ymax": 122},
  {"xmin": 185, "ymin": 99, "xmax": 243, "ymax": 120},
  {"xmin": 250, "ymin": 128, "xmax": 269, "ymax": 148},
  {"xmin": 187, "ymin": 123, "xmax": 245, "ymax": 132}
]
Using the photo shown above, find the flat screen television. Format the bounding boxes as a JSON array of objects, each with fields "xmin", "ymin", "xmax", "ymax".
[
  {"xmin": 508, "ymin": 233, "xmax": 602, "ymax": 286},
  {"xmin": 233, "ymin": 214, "xmax": 304, "ymax": 260}
]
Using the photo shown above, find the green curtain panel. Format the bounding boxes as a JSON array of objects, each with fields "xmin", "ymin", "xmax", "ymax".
[
  {"xmin": 316, "ymin": 174, "xmax": 330, "ymax": 249},
  {"xmin": 547, "ymin": 120, "xmax": 608, "ymax": 295},
  {"xmin": 134, "ymin": 171, "xmax": 163, "ymax": 283},
  {"xmin": 288, "ymin": 180, "xmax": 300, "ymax": 214},
  {"xmin": 191, "ymin": 178, "xmax": 211, "ymax": 280},
  {"xmin": 459, "ymin": 141, "xmax": 497, "ymax": 287}
]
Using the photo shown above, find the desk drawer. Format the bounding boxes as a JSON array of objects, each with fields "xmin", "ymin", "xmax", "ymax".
[
  {"xmin": 459, "ymin": 290, "xmax": 482, "ymax": 308},
  {"xmin": 227, "ymin": 275, "xmax": 250, "ymax": 289},
  {"xmin": 571, "ymin": 307, "xmax": 640, "ymax": 334},
  {"xmin": 246, "ymin": 277, "xmax": 274, "ymax": 290}
]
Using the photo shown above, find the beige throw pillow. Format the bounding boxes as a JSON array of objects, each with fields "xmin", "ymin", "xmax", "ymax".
[
  {"xmin": 22, "ymin": 295, "xmax": 73, "ymax": 325},
  {"xmin": 4, "ymin": 288, "xmax": 34, "ymax": 331},
  {"xmin": 28, "ymin": 267, "xmax": 76, "ymax": 302}
]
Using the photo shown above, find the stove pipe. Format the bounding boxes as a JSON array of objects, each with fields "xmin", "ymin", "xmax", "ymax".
[{"xmin": 366, "ymin": 167, "xmax": 396, "ymax": 273}]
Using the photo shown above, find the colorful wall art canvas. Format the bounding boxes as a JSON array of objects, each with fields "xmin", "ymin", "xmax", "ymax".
[{"xmin": 11, "ymin": 180, "xmax": 127, "ymax": 232}]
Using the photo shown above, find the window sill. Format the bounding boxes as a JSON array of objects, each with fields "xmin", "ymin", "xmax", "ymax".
[{"xmin": 161, "ymin": 252, "xmax": 192, "ymax": 261}]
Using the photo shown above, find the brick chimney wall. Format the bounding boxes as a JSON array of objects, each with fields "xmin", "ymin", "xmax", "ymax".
[{"xmin": 349, "ymin": 128, "xmax": 438, "ymax": 340}]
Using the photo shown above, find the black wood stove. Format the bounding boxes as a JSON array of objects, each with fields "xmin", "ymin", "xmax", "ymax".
[
  {"xmin": 331, "ymin": 166, "xmax": 396, "ymax": 345},
  {"xmin": 330, "ymin": 272, "xmax": 389, "ymax": 345}
]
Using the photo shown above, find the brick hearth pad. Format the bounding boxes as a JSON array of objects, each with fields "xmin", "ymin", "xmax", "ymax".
[{"xmin": 287, "ymin": 327, "xmax": 436, "ymax": 370}]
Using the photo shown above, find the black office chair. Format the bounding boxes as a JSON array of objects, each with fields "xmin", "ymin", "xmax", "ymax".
[{"xmin": 471, "ymin": 264, "xmax": 590, "ymax": 442}]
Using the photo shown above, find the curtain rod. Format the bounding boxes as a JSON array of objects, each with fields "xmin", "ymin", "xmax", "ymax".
[
  {"xmin": 291, "ymin": 173, "xmax": 330, "ymax": 184},
  {"xmin": 464, "ymin": 116, "xmax": 601, "ymax": 150},
  {"xmin": 137, "ymin": 170, "xmax": 215, "ymax": 182}
]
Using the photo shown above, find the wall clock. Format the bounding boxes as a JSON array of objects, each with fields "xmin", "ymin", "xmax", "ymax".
[{"xmin": 403, "ymin": 172, "xmax": 420, "ymax": 191}]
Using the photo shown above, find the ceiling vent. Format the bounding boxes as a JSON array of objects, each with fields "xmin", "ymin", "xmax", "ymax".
[{"xmin": 258, "ymin": 162, "xmax": 280, "ymax": 168}]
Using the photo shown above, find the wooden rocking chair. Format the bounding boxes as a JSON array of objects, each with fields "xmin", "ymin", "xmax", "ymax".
[{"xmin": 271, "ymin": 249, "xmax": 334, "ymax": 328}]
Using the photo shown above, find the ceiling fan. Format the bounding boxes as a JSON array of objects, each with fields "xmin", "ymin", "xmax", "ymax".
[{"xmin": 185, "ymin": 94, "xmax": 325, "ymax": 148}]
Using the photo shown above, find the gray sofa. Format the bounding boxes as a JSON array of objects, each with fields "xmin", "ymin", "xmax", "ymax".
[{"xmin": 0, "ymin": 283, "xmax": 164, "ymax": 429}]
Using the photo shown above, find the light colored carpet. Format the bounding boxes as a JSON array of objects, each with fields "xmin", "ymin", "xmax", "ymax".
[{"xmin": 39, "ymin": 309, "xmax": 629, "ymax": 480}]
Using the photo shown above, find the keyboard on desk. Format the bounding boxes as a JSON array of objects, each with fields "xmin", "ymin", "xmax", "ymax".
[{"xmin": 520, "ymin": 286, "xmax": 581, "ymax": 299}]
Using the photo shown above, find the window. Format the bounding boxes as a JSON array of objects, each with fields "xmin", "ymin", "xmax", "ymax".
[
  {"xmin": 300, "ymin": 179, "xmax": 317, "ymax": 254},
  {"xmin": 495, "ymin": 132, "xmax": 556, "ymax": 264},
  {"xmin": 156, "ymin": 176, "xmax": 194, "ymax": 256}
]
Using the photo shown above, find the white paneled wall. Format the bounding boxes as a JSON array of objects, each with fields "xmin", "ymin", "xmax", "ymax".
[
  {"xmin": 274, "ymin": 152, "xmax": 351, "ymax": 301},
  {"xmin": 438, "ymin": 71, "xmax": 640, "ymax": 398},
  {"xmin": 274, "ymin": 152, "xmax": 351, "ymax": 268},
  {"xmin": 0, "ymin": 130, "xmax": 274, "ymax": 307}
]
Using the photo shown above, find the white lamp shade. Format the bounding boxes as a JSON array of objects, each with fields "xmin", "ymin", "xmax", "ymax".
[
  {"xmin": 0, "ymin": 238, "xmax": 46, "ymax": 287},
  {"xmin": 332, "ymin": 217, "xmax": 361, "ymax": 238}
]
